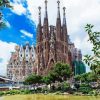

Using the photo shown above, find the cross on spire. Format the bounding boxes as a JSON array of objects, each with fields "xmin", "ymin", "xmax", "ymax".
[
  {"xmin": 44, "ymin": 0, "xmax": 48, "ymax": 18},
  {"xmin": 63, "ymin": 7, "xmax": 66, "ymax": 25},
  {"xmin": 45, "ymin": 0, "xmax": 48, "ymax": 10},
  {"xmin": 45, "ymin": 0, "xmax": 48, "ymax": 5},
  {"xmin": 38, "ymin": 6, "xmax": 41, "ymax": 15},
  {"xmin": 63, "ymin": 7, "xmax": 66, "ymax": 16},
  {"xmin": 57, "ymin": 0, "xmax": 60, "ymax": 8},
  {"xmin": 57, "ymin": 0, "xmax": 60, "ymax": 18}
]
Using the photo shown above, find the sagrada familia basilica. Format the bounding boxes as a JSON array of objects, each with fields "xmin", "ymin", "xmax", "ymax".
[{"xmin": 7, "ymin": 0, "xmax": 86, "ymax": 83}]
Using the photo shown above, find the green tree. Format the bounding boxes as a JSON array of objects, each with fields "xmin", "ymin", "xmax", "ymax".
[
  {"xmin": 84, "ymin": 24, "xmax": 100, "ymax": 85},
  {"xmin": 84, "ymin": 24, "xmax": 100, "ymax": 74},
  {"xmin": 74, "ymin": 75, "xmax": 81, "ymax": 82},
  {"xmin": 42, "ymin": 75, "xmax": 51, "ymax": 85},
  {"xmin": 52, "ymin": 62, "xmax": 72, "ymax": 82},
  {"xmin": 75, "ymin": 72, "xmax": 98, "ymax": 84},
  {"xmin": 24, "ymin": 74, "xmax": 42, "ymax": 85},
  {"xmin": 0, "ymin": 0, "xmax": 12, "ymax": 29},
  {"xmin": 87, "ymin": 72, "xmax": 97, "ymax": 82}
]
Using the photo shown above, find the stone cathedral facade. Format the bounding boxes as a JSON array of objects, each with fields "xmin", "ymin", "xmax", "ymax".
[
  {"xmin": 7, "ymin": 42, "xmax": 38, "ymax": 82},
  {"xmin": 7, "ymin": 0, "xmax": 86, "ymax": 83},
  {"xmin": 36, "ymin": 0, "xmax": 85, "ymax": 75},
  {"xmin": 36, "ymin": 1, "xmax": 69, "ymax": 75}
]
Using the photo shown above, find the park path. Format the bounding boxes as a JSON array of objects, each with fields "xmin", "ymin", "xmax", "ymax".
[{"xmin": 0, "ymin": 97, "xmax": 4, "ymax": 100}]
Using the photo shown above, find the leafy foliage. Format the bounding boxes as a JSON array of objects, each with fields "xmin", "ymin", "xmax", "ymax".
[
  {"xmin": 42, "ymin": 75, "xmax": 51, "ymax": 85},
  {"xmin": 24, "ymin": 74, "xmax": 42, "ymax": 85},
  {"xmin": 84, "ymin": 24, "xmax": 100, "ymax": 76},
  {"xmin": 24, "ymin": 62, "xmax": 72, "ymax": 90},
  {"xmin": 52, "ymin": 63, "xmax": 72, "ymax": 82},
  {"xmin": 0, "ymin": 0, "xmax": 12, "ymax": 7},
  {"xmin": 0, "ymin": 0, "xmax": 12, "ymax": 29},
  {"xmin": 79, "ymin": 86, "xmax": 92, "ymax": 94},
  {"xmin": 61, "ymin": 81, "xmax": 70, "ymax": 92},
  {"xmin": 74, "ymin": 72, "xmax": 98, "ymax": 83}
]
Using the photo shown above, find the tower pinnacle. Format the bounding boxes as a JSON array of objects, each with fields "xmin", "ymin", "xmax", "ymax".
[
  {"xmin": 63, "ymin": 7, "xmax": 66, "ymax": 16},
  {"xmin": 44, "ymin": 0, "xmax": 48, "ymax": 18},
  {"xmin": 63, "ymin": 7, "xmax": 66, "ymax": 25},
  {"xmin": 57, "ymin": 0, "xmax": 60, "ymax": 18},
  {"xmin": 37, "ymin": 6, "xmax": 42, "ymax": 42},
  {"xmin": 38, "ymin": 6, "xmax": 41, "ymax": 24},
  {"xmin": 57, "ymin": 0, "xmax": 60, "ymax": 8}
]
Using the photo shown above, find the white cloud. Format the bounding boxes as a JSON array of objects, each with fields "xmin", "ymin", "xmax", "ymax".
[
  {"xmin": 61, "ymin": 0, "xmax": 100, "ymax": 59},
  {"xmin": 21, "ymin": 35, "xmax": 25, "ymax": 39},
  {"xmin": 73, "ymin": 35, "xmax": 93, "ymax": 55},
  {"xmin": 73, "ymin": 35, "xmax": 93, "ymax": 72},
  {"xmin": 11, "ymin": 0, "xmax": 26, "ymax": 15},
  {"xmin": 0, "ymin": 40, "xmax": 17, "ymax": 76},
  {"xmin": 6, "ymin": 21, "xmax": 11, "ymax": 28},
  {"xmin": 63, "ymin": 0, "xmax": 100, "ymax": 35},
  {"xmin": 20, "ymin": 30, "xmax": 33, "ymax": 38}
]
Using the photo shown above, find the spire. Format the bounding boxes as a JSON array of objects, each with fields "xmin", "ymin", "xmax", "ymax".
[
  {"xmin": 56, "ymin": 0, "xmax": 61, "ymax": 41},
  {"xmin": 38, "ymin": 6, "xmax": 41, "ymax": 25},
  {"xmin": 57, "ymin": 0, "xmax": 60, "ymax": 18},
  {"xmin": 37, "ymin": 6, "xmax": 42, "ymax": 42},
  {"xmin": 62, "ymin": 7, "xmax": 68, "ymax": 43},
  {"xmin": 44, "ymin": 0, "xmax": 48, "ymax": 18},
  {"xmin": 43, "ymin": 0, "xmax": 49, "ymax": 39},
  {"xmin": 63, "ymin": 7, "xmax": 66, "ymax": 25}
]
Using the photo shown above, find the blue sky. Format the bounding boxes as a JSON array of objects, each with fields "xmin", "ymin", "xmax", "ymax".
[
  {"xmin": 0, "ymin": 8, "xmax": 36, "ymax": 45},
  {"xmin": 0, "ymin": 0, "xmax": 100, "ymax": 76}
]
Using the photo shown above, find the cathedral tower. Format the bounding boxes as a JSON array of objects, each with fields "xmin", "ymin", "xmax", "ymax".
[
  {"xmin": 42, "ymin": 0, "xmax": 50, "ymax": 69},
  {"xmin": 36, "ymin": 0, "xmax": 69, "ymax": 75}
]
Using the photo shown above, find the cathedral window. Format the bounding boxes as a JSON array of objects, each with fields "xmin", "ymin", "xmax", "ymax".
[
  {"xmin": 26, "ymin": 50, "xmax": 28, "ymax": 52},
  {"xmin": 38, "ymin": 47, "xmax": 39, "ymax": 53},
  {"xmin": 26, "ymin": 61, "xmax": 28, "ymax": 63},
  {"xmin": 45, "ymin": 42, "xmax": 46, "ymax": 49},
  {"xmin": 16, "ymin": 70, "xmax": 19, "ymax": 75}
]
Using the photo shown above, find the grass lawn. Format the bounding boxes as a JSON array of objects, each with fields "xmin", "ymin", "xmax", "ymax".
[{"xmin": 3, "ymin": 94, "xmax": 100, "ymax": 100}]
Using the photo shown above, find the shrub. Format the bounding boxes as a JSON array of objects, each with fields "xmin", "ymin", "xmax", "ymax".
[
  {"xmin": 80, "ymin": 83, "xmax": 90, "ymax": 87},
  {"xmin": 54, "ymin": 91, "xmax": 61, "ymax": 95},
  {"xmin": 5, "ymin": 90, "xmax": 21, "ymax": 95},
  {"xmin": 61, "ymin": 82, "xmax": 70, "ymax": 92},
  {"xmin": 56, "ymin": 83, "xmax": 61, "ymax": 91},
  {"xmin": 89, "ymin": 90, "xmax": 99, "ymax": 96},
  {"xmin": 42, "ymin": 87, "xmax": 49, "ymax": 93},
  {"xmin": 78, "ymin": 83, "xmax": 92, "ymax": 94},
  {"xmin": 21, "ymin": 90, "xmax": 32, "ymax": 94},
  {"xmin": 0, "ymin": 91, "xmax": 4, "ymax": 96},
  {"xmin": 36, "ymin": 87, "xmax": 42, "ymax": 93},
  {"xmin": 79, "ymin": 86, "xmax": 92, "ymax": 94},
  {"xmin": 74, "ymin": 83, "xmax": 80, "ymax": 90}
]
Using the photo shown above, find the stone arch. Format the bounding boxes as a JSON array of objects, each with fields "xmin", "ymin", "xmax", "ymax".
[{"xmin": 48, "ymin": 59, "xmax": 55, "ymax": 70}]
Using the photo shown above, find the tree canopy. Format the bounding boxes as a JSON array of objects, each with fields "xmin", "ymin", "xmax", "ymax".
[
  {"xmin": 84, "ymin": 24, "xmax": 100, "ymax": 75},
  {"xmin": 24, "ymin": 74, "xmax": 42, "ymax": 85},
  {"xmin": 24, "ymin": 63, "xmax": 72, "ymax": 85},
  {"xmin": 0, "ymin": 0, "xmax": 12, "ymax": 29}
]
